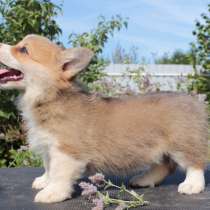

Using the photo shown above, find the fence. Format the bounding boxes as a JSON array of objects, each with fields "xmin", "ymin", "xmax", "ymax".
[{"xmin": 103, "ymin": 64, "xmax": 203, "ymax": 92}]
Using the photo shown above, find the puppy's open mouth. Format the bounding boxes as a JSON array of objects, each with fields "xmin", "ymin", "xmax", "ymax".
[{"xmin": 0, "ymin": 64, "xmax": 24, "ymax": 84}]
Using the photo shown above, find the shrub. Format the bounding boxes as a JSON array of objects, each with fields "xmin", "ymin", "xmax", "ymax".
[{"xmin": 188, "ymin": 4, "xmax": 210, "ymax": 102}]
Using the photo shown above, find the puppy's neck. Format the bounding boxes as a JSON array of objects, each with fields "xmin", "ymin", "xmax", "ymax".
[
  {"xmin": 19, "ymin": 80, "xmax": 90, "ymax": 115},
  {"xmin": 20, "ymin": 82, "xmax": 58, "ymax": 109}
]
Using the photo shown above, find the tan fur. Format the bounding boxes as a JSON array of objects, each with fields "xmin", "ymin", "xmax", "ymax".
[
  {"xmin": 0, "ymin": 35, "xmax": 208, "ymax": 202},
  {"xmin": 130, "ymin": 157, "xmax": 177, "ymax": 187},
  {"xmin": 33, "ymin": 89, "xmax": 208, "ymax": 171}
]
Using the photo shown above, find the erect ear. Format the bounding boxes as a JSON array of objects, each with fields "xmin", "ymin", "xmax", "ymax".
[{"xmin": 60, "ymin": 47, "xmax": 94, "ymax": 79}]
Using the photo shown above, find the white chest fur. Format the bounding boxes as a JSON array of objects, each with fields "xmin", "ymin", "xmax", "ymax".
[{"xmin": 18, "ymin": 92, "xmax": 56, "ymax": 155}]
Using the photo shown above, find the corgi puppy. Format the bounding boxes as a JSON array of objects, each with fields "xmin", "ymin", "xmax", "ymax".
[{"xmin": 0, "ymin": 35, "xmax": 208, "ymax": 203}]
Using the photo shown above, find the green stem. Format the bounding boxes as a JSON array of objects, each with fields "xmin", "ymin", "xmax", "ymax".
[
  {"xmin": 98, "ymin": 191, "xmax": 145, "ymax": 207},
  {"xmin": 104, "ymin": 180, "xmax": 144, "ymax": 202}
]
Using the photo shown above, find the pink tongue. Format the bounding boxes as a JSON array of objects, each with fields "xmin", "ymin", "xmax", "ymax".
[{"xmin": 0, "ymin": 69, "xmax": 9, "ymax": 75}]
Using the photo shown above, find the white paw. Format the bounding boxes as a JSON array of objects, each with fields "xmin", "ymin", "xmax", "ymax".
[
  {"xmin": 32, "ymin": 174, "xmax": 48, "ymax": 189},
  {"xmin": 178, "ymin": 181, "xmax": 204, "ymax": 194},
  {"xmin": 34, "ymin": 184, "xmax": 71, "ymax": 203}
]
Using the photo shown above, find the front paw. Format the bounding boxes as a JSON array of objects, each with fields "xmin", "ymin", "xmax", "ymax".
[
  {"xmin": 34, "ymin": 184, "xmax": 71, "ymax": 203},
  {"xmin": 32, "ymin": 174, "xmax": 48, "ymax": 190}
]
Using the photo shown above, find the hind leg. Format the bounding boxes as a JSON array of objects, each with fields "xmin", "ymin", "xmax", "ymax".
[
  {"xmin": 171, "ymin": 152, "xmax": 206, "ymax": 194},
  {"xmin": 130, "ymin": 159, "xmax": 176, "ymax": 187},
  {"xmin": 178, "ymin": 167, "xmax": 205, "ymax": 194}
]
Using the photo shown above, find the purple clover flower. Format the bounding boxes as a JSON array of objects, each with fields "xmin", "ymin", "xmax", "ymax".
[
  {"xmin": 79, "ymin": 181, "xmax": 97, "ymax": 197},
  {"xmin": 89, "ymin": 173, "xmax": 105, "ymax": 186}
]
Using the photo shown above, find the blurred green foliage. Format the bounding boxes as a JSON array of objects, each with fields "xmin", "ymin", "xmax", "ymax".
[
  {"xmin": 9, "ymin": 148, "xmax": 42, "ymax": 167},
  {"xmin": 188, "ymin": 4, "xmax": 210, "ymax": 101},
  {"xmin": 192, "ymin": 4, "xmax": 210, "ymax": 70},
  {"xmin": 155, "ymin": 49, "xmax": 197, "ymax": 65},
  {"xmin": 0, "ymin": 0, "xmax": 62, "ymax": 43}
]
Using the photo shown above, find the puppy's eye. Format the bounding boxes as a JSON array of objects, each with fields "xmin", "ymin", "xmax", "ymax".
[{"xmin": 19, "ymin": 47, "xmax": 28, "ymax": 54}]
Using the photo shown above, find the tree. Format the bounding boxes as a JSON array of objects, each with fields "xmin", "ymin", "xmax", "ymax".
[
  {"xmin": 188, "ymin": 4, "xmax": 210, "ymax": 101},
  {"xmin": 69, "ymin": 15, "xmax": 128, "ymax": 84},
  {"xmin": 0, "ymin": 0, "xmax": 62, "ymax": 167},
  {"xmin": 111, "ymin": 44, "xmax": 139, "ymax": 64},
  {"xmin": 0, "ymin": 0, "xmax": 62, "ymax": 44},
  {"xmin": 193, "ymin": 4, "xmax": 210, "ymax": 70},
  {"xmin": 155, "ymin": 49, "xmax": 197, "ymax": 65}
]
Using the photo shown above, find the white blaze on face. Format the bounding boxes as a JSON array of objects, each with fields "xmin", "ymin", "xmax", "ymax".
[{"xmin": 0, "ymin": 44, "xmax": 22, "ymax": 70}]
